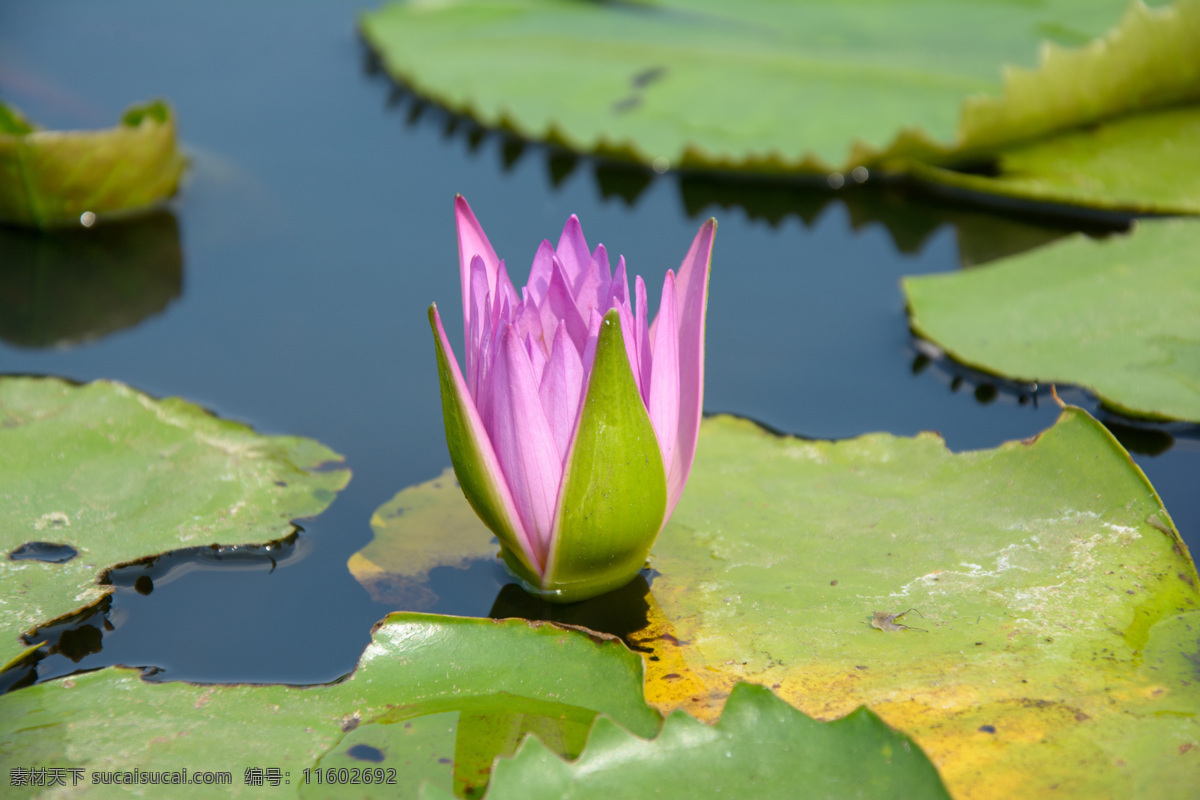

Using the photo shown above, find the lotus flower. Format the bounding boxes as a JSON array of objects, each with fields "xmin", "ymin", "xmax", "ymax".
[{"xmin": 429, "ymin": 196, "xmax": 715, "ymax": 603}]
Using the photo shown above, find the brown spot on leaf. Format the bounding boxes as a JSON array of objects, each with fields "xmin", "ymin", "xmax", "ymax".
[{"xmin": 869, "ymin": 609, "xmax": 926, "ymax": 632}]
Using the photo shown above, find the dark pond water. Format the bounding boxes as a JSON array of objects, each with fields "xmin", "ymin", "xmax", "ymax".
[{"xmin": 2, "ymin": 1, "xmax": 1196, "ymax": 690}]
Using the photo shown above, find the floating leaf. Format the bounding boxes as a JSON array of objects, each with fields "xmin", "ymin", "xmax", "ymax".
[
  {"xmin": 909, "ymin": 104, "xmax": 1200, "ymax": 215},
  {"xmin": 0, "ymin": 99, "xmax": 186, "ymax": 228},
  {"xmin": 359, "ymin": 0, "xmax": 1200, "ymax": 174},
  {"xmin": 335, "ymin": 403, "xmax": 1200, "ymax": 798},
  {"xmin": 642, "ymin": 409, "xmax": 1199, "ymax": 800},
  {"xmin": 0, "ymin": 211, "xmax": 183, "ymax": 348},
  {"xmin": 421, "ymin": 683, "xmax": 949, "ymax": 800},
  {"xmin": 0, "ymin": 377, "xmax": 350, "ymax": 668},
  {"xmin": 0, "ymin": 614, "xmax": 659, "ymax": 799},
  {"xmin": 349, "ymin": 467, "xmax": 498, "ymax": 608},
  {"xmin": 904, "ymin": 219, "xmax": 1200, "ymax": 422}
]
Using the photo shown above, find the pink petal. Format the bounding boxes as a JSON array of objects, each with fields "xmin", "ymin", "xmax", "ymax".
[
  {"xmin": 663, "ymin": 219, "xmax": 715, "ymax": 516},
  {"xmin": 592, "ymin": 243, "xmax": 613, "ymax": 288},
  {"xmin": 581, "ymin": 308, "xmax": 604, "ymax": 374},
  {"xmin": 608, "ymin": 256, "xmax": 629, "ymax": 307},
  {"xmin": 539, "ymin": 322, "xmax": 585, "ymax": 463},
  {"xmin": 556, "ymin": 214, "xmax": 591, "ymax": 291},
  {"xmin": 527, "ymin": 240, "xmax": 556, "ymax": 307},
  {"xmin": 573, "ymin": 259, "xmax": 604, "ymax": 325},
  {"xmin": 648, "ymin": 270, "xmax": 680, "ymax": 495},
  {"xmin": 634, "ymin": 274, "xmax": 652, "ymax": 403},
  {"xmin": 430, "ymin": 304, "xmax": 540, "ymax": 572},
  {"xmin": 492, "ymin": 260, "xmax": 519, "ymax": 326},
  {"xmin": 456, "ymin": 196, "xmax": 501, "ymax": 342},
  {"xmin": 546, "ymin": 257, "xmax": 589, "ymax": 353},
  {"xmin": 526, "ymin": 331, "xmax": 548, "ymax": 386},
  {"xmin": 490, "ymin": 324, "xmax": 564, "ymax": 564},
  {"xmin": 466, "ymin": 256, "xmax": 491, "ymax": 395}
]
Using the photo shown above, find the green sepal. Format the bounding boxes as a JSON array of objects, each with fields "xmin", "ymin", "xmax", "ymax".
[
  {"xmin": 429, "ymin": 305, "xmax": 541, "ymax": 579},
  {"xmin": 538, "ymin": 309, "xmax": 668, "ymax": 603}
]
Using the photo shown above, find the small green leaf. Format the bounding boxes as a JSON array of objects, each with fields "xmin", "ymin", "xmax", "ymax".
[
  {"xmin": 543, "ymin": 309, "xmax": 667, "ymax": 603},
  {"xmin": 904, "ymin": 218, "xmax": 1200, "ymax": 422},
  {"xmin": 473, "ymin": 683, "xmax": 949, "ymax": 800},
  {"xmin": 0, "ymin": 99, "xmax": 186, "ymax": 228},
  {"xmin": 0, "ymin": 377, "xmax": 350, "ymax": 668}
]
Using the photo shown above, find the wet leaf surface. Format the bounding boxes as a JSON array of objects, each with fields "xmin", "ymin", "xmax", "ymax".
[
  {"xmin": 904, "ymin": 219, "xmax": 1200, "ymax": 422},
  {"xmin": 0, "ymin": 377, "xmax": 350, "ymax": 668}
]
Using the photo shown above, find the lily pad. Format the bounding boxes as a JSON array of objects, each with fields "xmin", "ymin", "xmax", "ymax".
[
  {"xmin": 0, "ymin": 211, "xmax": 183, "ymax": 348},
  {"xmin": 373, "ymin": 406, "xmax": 1199, "ymax": 798},
  {"xmin": 909, "ymin": 104, "xmax": 1200, "ymax": 215},
  {"xmin": 424, "ymin": 683, "xmax": 949, "ymax": 800},
  {"xmin": 0, "ymin": 99, "xmax": 186, "ymax": 228},
  {"xmin": 641, "ymin": 409, "xmax": 1200, "ymax": 800},
  {"xmin": 0, "ymin": 613, "xmax": 660, "ymax": 799},
  {"xmin": 359, "ymin": 0, "xmax": 1199, "ymax": 174},
  {"xmin": 349, "ymin": 467, "xmax": 498, "ymax": 608},
  {"xmin": 0, "ymin": 377, "xmax": 350, "ymax": 668},
  {"xmin": 903, "ymin": 218, "xmax": 1200, "ymax": 422}
]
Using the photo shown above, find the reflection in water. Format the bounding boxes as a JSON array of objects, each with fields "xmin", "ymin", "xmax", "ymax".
[
  {"xmin": 0, "ymin": 210, "xmax": 183, "ymax": 349},
  {"xmin": 0, "ymin": 533, "xmax": 299, "ymax": 695},
  {"xmin": 909, "ymin": 337, "xmax": 1196, "ymax": 456},
  {"xmin": 489, "ymin": 573, "xmax": 653, "ymax": 646},
  {"xmin": 361, "ymin": 48, "xmax": 1121, "ymax": 269}
]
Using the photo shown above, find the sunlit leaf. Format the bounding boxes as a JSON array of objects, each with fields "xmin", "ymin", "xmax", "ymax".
[
  {"xmin": 0, "ymin": 99, "xmax": 185, "ymax": 228},
  {"xmin": 643, "ymin": 409, "xmax": 1199, "ymax": 800},
  {"xmin": 336, "ymin": 402, "xmax": 1199, "ymax": 798},
  {"xmin": 0, "ymin": 614, "xmax": 659, "ymax": 799},
  {"xmin": 0, "ymin": 377, "xmax": 350, "ymax": 668},
  {"xmin": 904, "ymin": 219, "xmax": 1200, "ymax": 422},
  {"xmin": 359, "ymin": 0, "xmax": 1199, "ymax": 174},
  {"xmin": 909, "ymin": 104, "xmax": 1200, "ymax": 215}
]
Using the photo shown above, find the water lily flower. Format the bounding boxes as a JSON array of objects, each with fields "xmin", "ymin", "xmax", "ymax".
[{"xmin": 429, "ymin": 196, "xmax": 715, "ymax": 603}]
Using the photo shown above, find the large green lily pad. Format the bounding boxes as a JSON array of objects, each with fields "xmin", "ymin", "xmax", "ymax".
[
  {"xmin": 641, "ymin": 409, "xmax": 1199, "ymax": 800},
  {"xmin": 360, "ymin": 0, "xmax": 1199, "ymax": 174},
  {"xmin": 0, "ymin": 100, "xmax": 186, "ymax": 229},
  {"xmin": 903, "ymin": 218, "xmax": 1200, "ymax": 422},
  {"xmin": 0, "ymin": 613, "xmax": 660, "ymax": 799},
  {"xmin": 364, "ymin": 406, "xmax": 1199, "ymax": 798},
  {"xmin": 909, "ymin": 104, "xmax": 1200, "ymax": 215},
  {"xmin": 0, "ymin": 377, "xmax": 350, "ymax": 668},
  {"xmin": 428, "ymin": 682, "xmax": 949, "ymax": 800}
]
